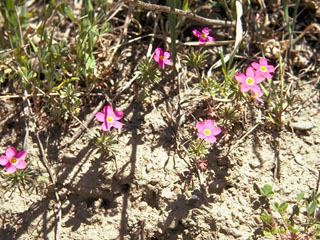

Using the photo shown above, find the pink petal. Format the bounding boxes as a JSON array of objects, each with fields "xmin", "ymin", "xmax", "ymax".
[
  {"xmin": 255, "ymin": 97, "xmax": 264, "ymax": 104},
  {"xmin": 114, "ymin": 110, "xmax": 124, "ymax": 120},
  {"xmin": 5, "ymin": 147, "xmax": 16, "ymax": 159},
  {"xmin": 164, "ymin": 59, "xmax": 172, "ymax": 66},
  {"xmin": 5, "ymin": 164, "xmax": 16, "ymax": 174},
  {"xmin": 251, "ymin": 62, "xmax": 260, "ymax": 70},
  {"xmin": 255, "ymin": 74, "xmax": 266, "ymax": 83},
  {"xmin": 158, "ymin": 60, "xmax": 165, "ymax": 68},
  {"xmin": 245, "ymin": 66, "xmax": 255, "ymax": 77},
  {"xmin": 267, "ymin": 65, "xmax": 275, "ymax": 72},
  {"xmin": 206, "ymin": 135, "xmax": 217, "ymax": 143},
  {"xmin": 259, "ymin": 58, "xmax": 268, "ymax": 66},
  {"xmin": 192, "ymin": 29, "xmax": 201, "ymax": 38},
  {"xmin": 104, "ymin": 105, "xmax": 114, "ymax": 117},
  {"xmin": 211, "ymin": 126, "xmax": 221, "ymax": 136},
  {"xmin": 164, "ymin": 52, "xmax": 171, "ymax": 59},
  {"xmin": 101, "ymin": 123, "xmax": 109, "ymax": 132},
  {"xmin": 206, "ymin": 36, "xmax": 215, "ymax": 42},
  {"xmin": 16, "ymin": 160, "xmax": 27, "ymax": 169},
  {"xmin": 196, "ymin": 121, "xmax": 205, "ymax": 132},
  {"xmin": 234, "ymin": 73, "xmax": 246, "ymax": 83},
  {"xmin": 199, "ymin": 38, "xmax": 206, "ymax": 44},
  {"xmin": 16, "ymin": 151, "xmax": 27, "ymax": 161},
  {"xmin": 0, "ymin": 156, "xmax": 9, "ymax": 166},
  {"xmin": 202, "ymin": 27, "xmax": 210, "ymax": 35},
  {"xmin": 197, "ymin": 131, "xmax": 206, "ymax": 139},
  {"xmin": 112, "ymin": 120, "xmax": 123, "ymax": 129},
  {"xmin": 153, "ymin": 54, "xmax": 160, "ymax": 63},
  {"xmin": 204, "ymin": 119, "xmax": 214, "ymax": 129},
  {"xmin": 250, "ymin": 84, "xmax": 261, "ymax": 94},
  {"xmin": 95, "ymin": 112, "xmax": 105, "ymax": 122},
  {"xmin": 240, "ymin": 84, "xmax": 250, "ymax": 93},
  {"xmin": 264, "ymin": 72, "xmax": 273, "ymax": 79}
]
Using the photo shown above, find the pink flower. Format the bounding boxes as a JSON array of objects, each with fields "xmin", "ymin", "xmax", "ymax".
[
  {"xmin": 251, "ymin": 58, "xmax": 275, "ymax": 79},
  {"xmin": 153, "ymin": 48, "xmax": 172, "ymax": 68},
  {"xmin": 95, "ymin": 105, "xmax": 124, "ymax": 132},
  {"xmin": 0, "ymin": 147, "xmax": 27, "ymax": 174},
  {"xmin": 192, "ymin": 27, "xmax": 215, "ymax": 44},
  {"xmin": 196, "ymin": 119, "xmax": 221, "ymax": 143},
  {"xmin": 234, "ymin": 66, "xmax": 265, "ymax": 93},
  {"xmin": 250, "ymin": 87, "xmax": 264, "ymax": 104}
]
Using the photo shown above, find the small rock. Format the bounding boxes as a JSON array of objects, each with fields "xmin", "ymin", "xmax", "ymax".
[
  {"xmin": 291, "ymin": 121, "xmax": 314, "ymax": 131},
  {"xmin": 61, "ymin": 153, "xmax": 77, "ymax": 164},
  {"xmin": 146, "ymin": 163, "xmax": 153, "ymax": 173},
  {"xmin": 187, "ymin": 195, "xmax": 200, "ymax": 206},
  {"xmin": 93, "ymin": 198, "xmax": 104, "ymax": 208},
  {"xmin": 230, "ymin": 229, "xmax": 243, "ymax": 238}
]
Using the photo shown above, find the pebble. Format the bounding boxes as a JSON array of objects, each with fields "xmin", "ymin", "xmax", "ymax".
[
  {"xmin": 290, "ymin": 121, "xmax": 314, "ymax": 131},
  {"xmin": 146, "ymin": 163, "xmax": 153, "ymax": 173}
]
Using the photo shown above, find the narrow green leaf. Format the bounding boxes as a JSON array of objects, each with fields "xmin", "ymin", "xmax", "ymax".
[
  {"xmin": 307, "ymin": 200, "xmax": 317, "ymax": 216},
  {"xmin": 166, "ymin": 0, "xmax": 177, "ymax": 66},
  {"xmin": 296, "ymin": 192, "xmax": 304, "ymax": 203}
]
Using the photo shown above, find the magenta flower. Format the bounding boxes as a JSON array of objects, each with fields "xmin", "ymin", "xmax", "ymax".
[
  {"xmin": 0, "ymin": 147, "xmax": 27, "ymax": 174},
  {"xmin": 192, "ymin": 27, "xmax": 215, "ymax": 44},
  {"xmin": 250, "ymin": 88, "xmax": 264, "ymax": 104},
  {"xmin": 196, "ymin": 119, "xmax": 221, "ymax": 143},
  {"xmin": 95, "ymin": 105, "xmax": 124, "ymax": 132},
  {"xmin": 234, "ymin": 66, "xmax": 265, "ymax": 93},
  {"xmin": 153, "ymin": 48, "xmax": 172, "ymax": 68},
  {"xmin": 251, "ymin": 58, "xmax": 275, "ymax": 79}
]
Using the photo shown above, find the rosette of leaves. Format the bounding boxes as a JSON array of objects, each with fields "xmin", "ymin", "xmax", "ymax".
[
  {"xmin": 185, "ymin": 48, "xmax": 209, "ymax": 70},
  {"xmin": 135, "ymin": 58, "xmax": 161, "ymax": 85}
]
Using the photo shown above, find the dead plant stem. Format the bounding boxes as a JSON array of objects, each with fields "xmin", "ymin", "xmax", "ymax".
[{"xmin": 124, "ymin": 0, "xmax": 235, "ymax": 27}]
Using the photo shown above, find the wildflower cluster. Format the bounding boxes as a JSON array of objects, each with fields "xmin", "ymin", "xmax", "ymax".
[
  {"xmin": 235, "ymin": 58, "xmax": 275, "ymax": 103},
  {"xmin": 93, "ymin": 105, "xmax": 124, "ymax": 156},
  {"xmin": 188, "ymin": 119, "xmax": 221, "ymax": 171}
]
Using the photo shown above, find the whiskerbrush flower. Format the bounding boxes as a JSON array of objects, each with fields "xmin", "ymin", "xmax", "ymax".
[
  {"xmin": 95, "ymin": 105, "xmax": 124, "ymax": 132},
  {"xmin": 251, "ymin": 58, "xmax": 275, "ymax": 79},
  {"xmin": 0, "ymin": 147, "xmax": 27, "ymax": 174},
  {"xmin": 153, "ymin": 48, "xmax": 172, "ymax": 68},
  {"xmin": 192, "ymin": 27, "xmax": 215, "ymax": 44},
  {"xmin": 196, "ymin": 119, "xmax": 221, "ymax": 143},
  {"xmin": 234, "ymin": 66, "xmax": 265, "ymax": 93}
]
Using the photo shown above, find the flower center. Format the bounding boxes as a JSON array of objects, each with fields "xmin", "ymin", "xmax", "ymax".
[
  {"xmin": 204, "ymin": 129, "xmax": 211, "ymax": 136},
  {"xmin": 253, "ymin": 93, "xmax": 258, "ymax": 99},
  {"xmin": 10, "ymin": 158, "xmax": 18, "ymax": 165},
  {"xmin": 107, "ymin": 116, "xmax": 114, "ymax": 123},
  {"xmin": 201, "ymin": 34, "xmax": 206, "ymax": 39},
  {"xmin": 246, "ymin": 77, "xmax": 254, "ymax": 85},
  {"xmin": 260, "ymin": 66, "xmax": 267, "ymax": 72},
  {"xmin": 160, "ymin": 55, "xmax": 164, "ymax": 61}
]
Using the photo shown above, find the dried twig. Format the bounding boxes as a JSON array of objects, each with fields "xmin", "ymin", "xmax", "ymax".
[
  {"xmin": 61, "ymin": 99, "xmax": 106, "ymax": 148},
  {"xmin": 124, "ymin": 0, "xmax": 235, "ymax": 27}
]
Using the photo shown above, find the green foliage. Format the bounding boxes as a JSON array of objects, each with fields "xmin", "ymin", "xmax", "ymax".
[
  {"xmin": 188, "ymin": 139, "xmax": 209, "ymax": 159},
  {"xmin": 52, "ymin": 83, "xmax": 81, "ymax": 121},
  {"xmin": 262, "ymin": 54, "xmax": 294, "ymax": 126},
  {"xmin": 259, "ymin": 185, "xmax": 320, "ymax": 239},
  {"xmin": 92, "ymin": 130, "xmax": 120, "ymax": 157},
  {"xmin": 135, "ymin": 58, "xmax": 161, "ymax": 85},
  {"xmin": 260, "ymin": 184, "xmax": 274, "ymax": 198},
  {"xmin": 1, "ymin": 168, "xmax": 47, "ymax": 195},
  {"xmin": 186, "ymin": 48, "xmax": 209, "ymax": 70}
]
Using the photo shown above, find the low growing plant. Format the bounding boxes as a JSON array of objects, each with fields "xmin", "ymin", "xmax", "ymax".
[{"xmin": 259, "ymin": 184, "xmax": 320, "ymax": 239}]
